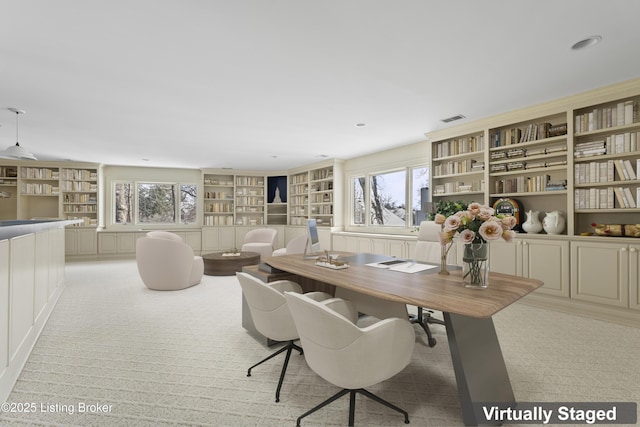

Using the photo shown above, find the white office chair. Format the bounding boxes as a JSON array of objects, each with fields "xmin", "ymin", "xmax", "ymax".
[
  {"xmin": 412, "ymin": 220, "xmax": 457, "ymax": 346},
  {"xmin": 136, "ymin": 231, "xmax": 204, "ymax": 291},
  {"xmin": 241, "ymin": 228, "xmax": 277, "ymax": 259},
  {"xmin": 236, "ymin": 272, "xmax": 334, "ymax": 402},
  {"xmin": 272, "ymin": 235, "xmax": 307, "ymax": 256},
  {"xmin": 285, "ymin": 292, "xmax": 414, "ymax": 427}
]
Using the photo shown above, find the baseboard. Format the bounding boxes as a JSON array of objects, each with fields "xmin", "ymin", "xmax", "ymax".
[{"xmin": 519, "ymin": 293, "xmax": 640, "ymax": 328}]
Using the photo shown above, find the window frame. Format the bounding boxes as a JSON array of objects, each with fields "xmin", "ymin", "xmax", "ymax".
[
  {"xmin": 111, "ymin": 180, "xmax": 198, "ymax": 227},
  {"xmin": 348, "ymin": 164, "xmax": 429, "ymax": 233}
]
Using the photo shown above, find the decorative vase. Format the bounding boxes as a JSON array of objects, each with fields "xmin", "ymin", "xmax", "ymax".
[
  {"xmin": 543, "ymin": 211, "xmax": 565, "ymax": 234},
  {"xmin": 438, "ymin": 244, "xmax": 449, "ymax": 275},
  {"xmin": 462, "ymin": 243, "xmax": 489, "ymax": 288},
  {"xmin": 522, "ymin": 210, "xmax": 543, "ymax": 234}
]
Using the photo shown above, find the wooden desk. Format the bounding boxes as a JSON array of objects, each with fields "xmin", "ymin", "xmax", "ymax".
[{"xmin": 264, "ymin": 252, "xmax": 543, "ymax": 426}]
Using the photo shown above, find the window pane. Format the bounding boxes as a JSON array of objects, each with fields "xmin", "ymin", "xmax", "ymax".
[
  {"xmin": 411, "ymin": 166, "xmax": 430, "ymax": 226},
  {"xmin": 180, "ymin": 184, "xmax": 197, "ymax": 224},
  {"xmin": 137, "ymin": 183, "xmax": 176, "ymax": 224},
  {"xmin": 114, "ymin": 182, "xmax": 132, "ymax": 224},
  {"xmin": 352, "ymin": 176, "xmax": 365, "ymax": 225},
  {"xmin": 370, "ymin": 170, "xmax": 406, "ymax": 226}
]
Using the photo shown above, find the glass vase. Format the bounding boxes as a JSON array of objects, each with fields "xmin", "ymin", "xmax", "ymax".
[
  {"xmin": 462, "ymin": 243, "xmax": 489, "ymax": 288},
  {"xmin": 438, "ymin": 244, "xmax": 449, "ymax": 275}
]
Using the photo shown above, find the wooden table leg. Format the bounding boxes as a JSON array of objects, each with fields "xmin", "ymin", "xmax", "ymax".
[{"xmin": 444, "ymin": 312, "xmax": 515, "ymax": 426}]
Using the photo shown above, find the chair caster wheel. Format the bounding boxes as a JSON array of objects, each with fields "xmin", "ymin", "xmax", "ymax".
[{"xmin": 428, "ymin": 338, "xmax": 436, "ymax": 347}]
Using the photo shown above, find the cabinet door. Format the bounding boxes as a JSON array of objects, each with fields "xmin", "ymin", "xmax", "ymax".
[
  {"xmin": 77, "ymin": 229, "xmax": 97, "ymax": 255},
  {"xmin": 355, "ymin": 237, "xmax": 372, "ymax": 253},
  {"xmin": 489, "ymin": 240, "xmax": 521, "ymax": 276},
  {"xmin": 387, "ymin": 240, "xmax": 406, "ymax": 258},
  {"xmin": 65, "ymin": 229, "xmax": 77, "ymax": 254},
  {"xmin": 522, "ymin": 239, "xmax": 570, "ymax": 297},
  {"xmin": 629, "ymin": 245, "xmax": 640, "ymax": 311},
  {"xmin": 571, "ymin": 241, "xmax": 628, "ymax": 308},
  {"xmin": 218, "ymin": 227, "xmax": 236, "ymax": 251},
  {"xmin": 202, "ymin": 227, "xmax": 219, "ymax": 251},
  {"xmin": 117, "ymin": 233, "xmax": 136, "ymax": 254},
  {"xmin": 1, "ymin": 240, "xmax": 8, "ymax": 372},
  {"xmin": 98, "ymin": 233, "xmax": 117, "ymax": 254},
  {"xmin": 331, "ymin": 234, "xmax": 350, "ymax": 252},
  {"xmin": 184, "ymin": 231, "xmax": 202, "ymax": 252},
  {"xmin": 370, "ymin": 237, "xmax": 387, "ymax": 256}
]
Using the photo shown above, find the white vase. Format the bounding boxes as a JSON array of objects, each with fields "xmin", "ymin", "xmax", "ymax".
[
  {"xmin": 543, "ymin": 211, "xmax": 565, "ymax": 235},
  {"xmin": 522, "ymin": 210, "xmax": 543, "ymax": 234}
]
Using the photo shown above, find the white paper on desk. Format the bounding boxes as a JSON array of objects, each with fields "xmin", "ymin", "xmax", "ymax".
[{"xmin": 388, "ymin": 263, "xmax": 437, "ymax": 273}]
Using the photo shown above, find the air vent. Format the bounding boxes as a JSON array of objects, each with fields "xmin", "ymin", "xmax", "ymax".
[{"xmin": 441, "ymin": 114, "xmax": 466, "ymax": 123}]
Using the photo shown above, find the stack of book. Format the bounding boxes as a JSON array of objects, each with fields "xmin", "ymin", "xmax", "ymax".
[
  {"xmin": 574, "ymin": 140, "xmax": 606, "ymax": 158},
  {"xmin": 545, "ymin": 179, "xmax": 567, "ymax": 191}
]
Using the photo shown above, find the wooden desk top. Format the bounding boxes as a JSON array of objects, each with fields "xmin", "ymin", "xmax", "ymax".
[{"xmin": 264, "ymin": 252, "xmax": 543, "ymax": 319}]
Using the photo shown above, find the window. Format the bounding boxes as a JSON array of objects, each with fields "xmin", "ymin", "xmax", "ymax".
[
  {"xmin": 350, "ymin": 165, "xmax": 429, "ymax": 229},
  {"xmin": 370, "ymin": 170, "xmax": 406, "ymax": 226},
  {"xmin": 113, "ymin": 181, "xmax": 197, "ymax": 225},
  {"xmin": 411, "ymin": 166, "xmax": 430, "ymax": 226}
]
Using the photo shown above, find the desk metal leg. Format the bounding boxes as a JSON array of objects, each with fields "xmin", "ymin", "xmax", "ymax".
[{"xmin": 444, "ymin": 312, "xmax": 515, "ymax": 426}]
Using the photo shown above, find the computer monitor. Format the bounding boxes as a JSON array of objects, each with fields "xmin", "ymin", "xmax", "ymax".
[{"xmin": 303, "ymin": 218, "xmax": 321, "ymax": 259}]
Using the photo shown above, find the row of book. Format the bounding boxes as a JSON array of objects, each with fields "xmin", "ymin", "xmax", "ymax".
[
  {"xmin": 493, "ymin": 175, "xmax": 565, "ymax": 194},
  {"xmin": 59, "ymin": 169, "xmax": 97, "ymax": 181},
  {"xmin": 490, "ymin": 122, "xmax": 567, "ymax": 147},
  {"xmin": 490, "ymin": 160, "xmax": 567, "ymax": 173},
  {"xmin": 575, "ymin": 100, "xmax": 639, "ymax": 133},
  {"xmin": 433, "ymin": 159, "xmax": 484, "ymax": 176},
  {"xmin": 433, "ymin": 135, "xmax": 485, "ymax": 158},
  {"xmin": 59, "ymin": 181, "xmax": 98, "ymax": 192},
  {"xmin": 575, "ymin": 187, "xmax": 639, "ymax": 209},
  {"xmin": 433, "ymin": 180, "xmax": 485, "ymax": 195},
  {"xmin": 574, "ymin": 159, "xmax": 638, "ymax": 184},
  {"xmin": 20, "ymin": 167, "xmax": 59, "ymax": 180},
  {"xmin": 20, "ymin": 183, "xmax": 59, "ymax": 195},
  {"xmin": 575, "ymin": 132, "xmax": 640, "ymax": 158},
  {"xmin": 490, "ymin": 145, "xmax": 567, "ymax": 160}
]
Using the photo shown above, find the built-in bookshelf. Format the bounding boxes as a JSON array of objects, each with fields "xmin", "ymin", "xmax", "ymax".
[
  {"xmin": 19, "ymin": 166, "xmax": 60, "ymax": 219},
  {"xmin": 203, "ymin": 173, "xmax": 235, "ymax": 226},
  {"xmin": 488, "ymin": 113, "xmax": 569, "ymax": 225},
  {"xmin": 431, "ymin": 132, "xmax": 486, "ymax": 203},
  {"xmin": 309, "ymin": 166, "xmax": 334, "ymax": 226},
  {"xmin": 289, "ymin": 171, "xmax": 309, "ymax": 226},
  {"xmin": 0, "ymin": 166, "xmax": 18, "ymax": 220},
  {"xmin": 60, "ymin": 168, "xmax": 98, "ymax": 227},
  {"xmin": 572, "ymin": 95, "xmax": 640, "ymax": 234},
  {"xmin": 235, "ymin": 175, "xmax": 265, "ymax": 226}
]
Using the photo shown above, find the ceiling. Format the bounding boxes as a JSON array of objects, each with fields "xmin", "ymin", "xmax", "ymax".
[{"xmin": 2, "ymin": 1, "xmax": 640, "ymax": 171}]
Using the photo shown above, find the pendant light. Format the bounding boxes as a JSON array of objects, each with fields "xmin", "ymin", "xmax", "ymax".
[{"xmin": 0, "ymin": 108, "xmax": 37, "ymax": 160}]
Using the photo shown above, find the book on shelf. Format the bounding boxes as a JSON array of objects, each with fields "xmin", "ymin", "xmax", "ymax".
[
  {"xmin": 623, "ymin": 160, "xmax": 636, "ymax": 180},
  {"xmin": 623, "ymin": 187, "xmax": 636, "ymax": 208},
  {"xmin": 613, "ymin": 187, "xmax": 627, "ymax": 208},
  {"xmin": 637, "ymin": 187, "xmax": 640, "ymax": 208},
  {"xmin": 613, "ymin": 159, "xmax": 629, "ymax": 180}
]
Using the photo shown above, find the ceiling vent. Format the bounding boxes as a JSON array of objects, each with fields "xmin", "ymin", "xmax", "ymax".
[{"xmin": 441, "ymin": 114, "xmax": 466, "ymax": 123}]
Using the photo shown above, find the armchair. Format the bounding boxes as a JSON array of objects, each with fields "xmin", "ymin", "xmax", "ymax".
[{"xmin": 241, "ymin": 228, "xmax": 277, "ymax": 259}]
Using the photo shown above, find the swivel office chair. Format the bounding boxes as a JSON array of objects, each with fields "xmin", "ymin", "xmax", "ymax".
[
  {"xmin": 236, "ymin": 272, "xmax": 333, "ymax": 402},
  {"xmin": 412, "ymin": 220, "xmax": 458, "ymax": 346},
  {"xmin": 285, "ymin": 292, "xmax": 414, "ymax": 426}
]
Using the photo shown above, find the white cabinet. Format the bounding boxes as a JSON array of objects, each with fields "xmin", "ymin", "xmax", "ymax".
[
  {"xmin": 331, "ymin": 233, "xmax": 415, "ymax": 258},
  {"xmin": 571, "ymin": 240, "xmax": 635, "ymax": 308},
  {"xmin": 65, "ymin": 228, "xmax": 97, "ymax": 256},
  {"xmin": 98, "ymin": 232, "xmax": 138, "ymax": 255},
  {"xmin": 491, "ymin": 238, "xmax": 570, "ymax": 297},
  {"xmin": 629, "ymin": 244, "xmax": 640, "ymax": 311},
  {"xmin": 202, "ymin": 227, "xmax": 236, "ymax": 252}
]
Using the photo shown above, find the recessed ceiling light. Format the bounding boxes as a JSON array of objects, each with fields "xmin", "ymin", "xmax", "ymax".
[
  {"xmin": 141, "ymin": 158, "xmax": 150, "ymax": 162},
  {"xmin": 355, "ymin": 123, "xmax": 366, "ymax": 127},
  {"xmin": 571, "ymin": 35, "xmax": 602, "ymax": 50}
]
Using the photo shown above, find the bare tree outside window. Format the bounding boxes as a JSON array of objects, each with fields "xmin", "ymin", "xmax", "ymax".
[
  {"xmin": 138, "ymin": 183, "xmax": 176, "ymax": 224},
  {"xmin": 114, "ymin": 182, "xmax": 132, "ymax": 224},
  {"xmin": 180, "ymin": 184, "xmax": 197, "ymax": 224},
  {"xmin": 370, "ymin": 170, "xmax": 406, "ymax": 226},
  {"xmin": 353, "ymin": 176, "xmax": 365, "ymax": 225}
]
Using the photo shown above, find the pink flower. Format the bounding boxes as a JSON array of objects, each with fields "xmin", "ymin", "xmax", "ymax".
[
  {"xmin": 478, "ymin": 221, "xmax": 503, "ymax": 241},
  {"xmin": 468, "ymin": 202, "xmax": 482, "ymax": 216},
  {"xmin": 502, "ymin": 229, "xmax": 516, "ymax": 242},
  {"xmin": 439, "ymin": 230, "xmax": 454, "ymax": 245},
  {"xmin": 459, "ymin": 229, "xmax": 475, "ymax": 244},
  {"xmin": 477, "ymin": 207, "xmax": 494, "ymax": 221},
  {"xmin": 501, "ymin": 216, "xmax": 517, "ymax": 230},
  {"xmin": 444, "ymin": 215, "xmax": 461, "ymax": 232},
  {"xmin": 434, "ymin": 214, "xmax": 446, "ymax": 225}
]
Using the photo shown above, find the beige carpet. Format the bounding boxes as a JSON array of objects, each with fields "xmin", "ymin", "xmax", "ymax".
[{"xmin": 1, "ymin": 260, "xmax": 638, "ymax": 426}]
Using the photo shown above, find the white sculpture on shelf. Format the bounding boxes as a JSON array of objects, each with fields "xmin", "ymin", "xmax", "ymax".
[{"xmin": 273, "ymin": 187, "xmax": 282, "ymax": 203}]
